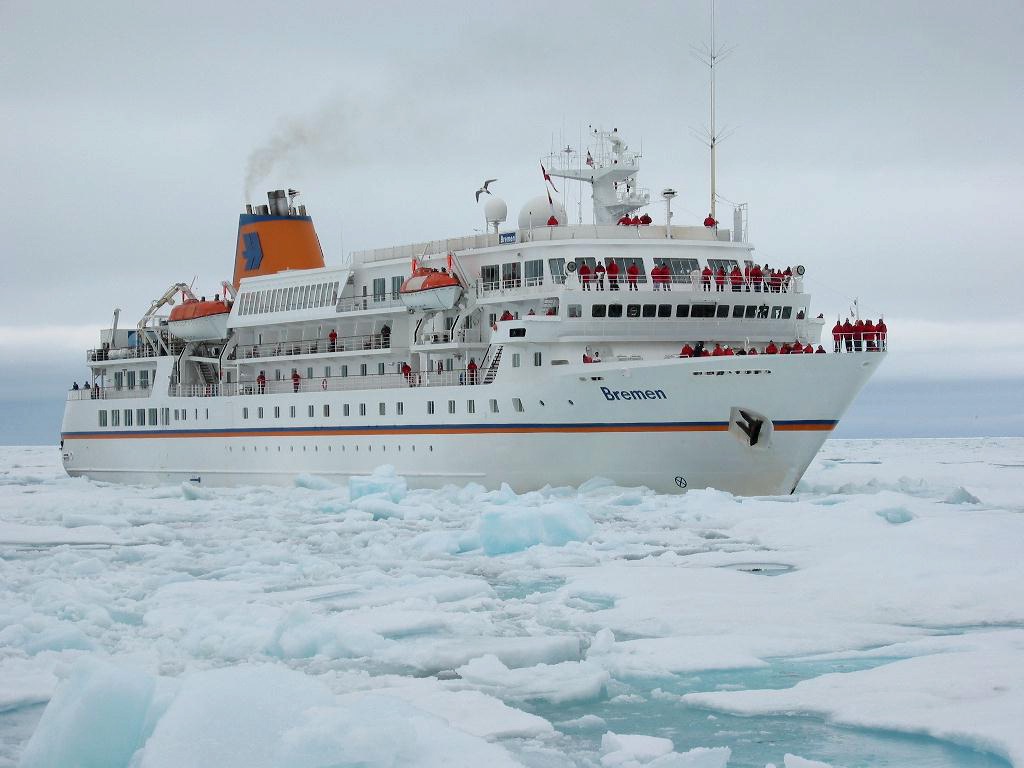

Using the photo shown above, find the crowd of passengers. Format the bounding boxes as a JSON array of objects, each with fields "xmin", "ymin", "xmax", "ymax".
[
  {"xmin": 677, "ymin": 342, "xmax": 826, "ymax": 357},
  {"xmin": 702, "ymin": 264, "xmax": 795, "ymax": 293},
  {"xmin": 831, "ymin": 318, "xmax": 888, "ymax": 352}
]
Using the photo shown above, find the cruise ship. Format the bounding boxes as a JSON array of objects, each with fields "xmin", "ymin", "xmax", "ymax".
[{"xmin": 60, "ymin": 129, "xmax": 884, "ymax": 495}]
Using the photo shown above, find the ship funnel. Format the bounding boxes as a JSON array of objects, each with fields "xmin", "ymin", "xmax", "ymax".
[{"xmin": 232, "ymin": 189, "xmax": 325, "ymax": 288}]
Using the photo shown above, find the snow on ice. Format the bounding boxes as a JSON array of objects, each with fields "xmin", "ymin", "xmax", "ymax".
[{"xmin": 0, "ymin": 438, "xmax": 1023, "ymax": 767}]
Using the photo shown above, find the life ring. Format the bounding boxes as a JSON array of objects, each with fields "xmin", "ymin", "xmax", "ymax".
[{"xmin": 320, "ymin": 378, "xmax": 328, "ymax": 390}]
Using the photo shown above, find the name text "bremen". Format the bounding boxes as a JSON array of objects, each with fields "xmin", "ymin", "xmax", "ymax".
[{"xmin": 600, "ymin": 386, "xmax": 667, "ymax": 401}]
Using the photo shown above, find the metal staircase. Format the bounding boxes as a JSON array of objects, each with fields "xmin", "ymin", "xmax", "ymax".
[{"xmin": 483, "ymin": 345, "xmax": 503, "ymax": 384}]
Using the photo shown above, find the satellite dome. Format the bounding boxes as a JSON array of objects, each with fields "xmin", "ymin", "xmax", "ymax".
[
  {"xmin": 518, "ymin": 195, "xmax": 568, "ymax": 229},
  {"xmin": 484, "ymin": 196, "xmax": 507, "ymax": 225}
]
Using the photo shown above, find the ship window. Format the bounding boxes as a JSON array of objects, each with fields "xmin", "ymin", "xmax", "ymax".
[
  {"xmin": 378, "ymin": 363, "xmax": 385, "ymax": 375},
  {"xmin": 733, "ymin": 305, "xmax": 745, "ymax": 318},
  {"xmin": 372, "ymin": 278, "xmax": 386, "ymax": 301},
  {"xmin": 341, "ymin": 365, "xmax": 348, "ymax": 377},
  {"xmin": 665, "ymin": 258, "xmax": 700, "ymax": 282},
  {"xmin": 98, "ymin": 410, "xmax": 107, "ymax": 427},
  {"xmin": 481, "ymin": 264, "xmax": 500, "ymax": 290},
  {"xmin": 548, "ymin": 258, "xmax": 566, "ymax": 285},
  {"xmin": 391, "ymin": 275, "xmax": 403, "ymax": 300},
  {"xmin": 317, "ymin": 283, "xmax": 327, "ymax": 306},
  {"xmin": 343, "ymin": 404, "xmax": 350, "ymax": 416},
  {"xmin": 427, "ymin": 401, "xmax": 435, "ymax": 414},
  {"xmin": 137, "ymin": 409, "xmax": 146, "ymax": 426},
  {"xmin": 180, "ymin": 409, "xmax": 186, "ymax": 421},
  {"xmin": 782, "ymin": 306, "xmax": 792, "ymax": 319},
  {"xmin": 396, "ymin": 402, "xmax": 404, "ymax": 415},
  {"xmin": 716, "ymin": 305, "xmax": 730, "ymax": 318},
  {"xmin": 174, "ymin": 409, "xmax": 179, "ymax": 420},
  {"xmin": 692, "ymin": 304, "xmax": 715, "ymax": 318},
  {"xmin": 608, "ymin": 304, "xmax": 623, "ymax": 318},
  {"xmin": 512, "ymin": 397, "xmax": 524, "ymax": 412},
  {"xmin": 307, "ymin": 367, "xmax": 313, "ymax": 379},
  {"xmin": 534, "ymin": 352, "xmax": 542, "ymax": 366},
  {"xmin": 353, "ymin": 403, "xmax": 362, "ymax": 416},
  {"xmin": 642, "ymin": 304, "xmax": 656, "ymax": 318},
  {"xmin": 675, "ymin": 304, "xmax": 690, "ymax": 318},
  {"xmin": 467, "ymin": 400, "xmax": 475, "ymax": 414},
  {"xmin": 771, "ymin": 306, "xmax": 783, "ymax": 319},
  {"xmin": 326, "ymin": 404, "xmax": 332, "ymax": 417},
  {"xmin": 290, "ymin": 405, "xmax": 296, "ymax": 418},
  {"xmin": 568, "ymin": 304, "xmax": 582, "ymax": 318},
  {"xmin": 512, "ymin": 353, "xmax": 521, "ymax": 368},
  {"xmin": 114, "ymin": 371, "xmax": 124, "ymax": 390},
  {"xmin": 745, "ymin": 306, "xmax": 757, "ymax": 319},
  {"xmin": 242, "ymin": 408, "xmax": 248, "ymax": 419},
  {"xmin": 258, "ymin": 407, "xmax": 264, "ymax": 419},
  {"xmin": 110, "ymin": 410, "xmax": 120, "ymax": 426},
  {"xmin": 275, "ymin": 370, "xmax": 282, "ymax": 381},
  {"xmin": 149, "ymin": 408, "xmax": 158, "ymax": 425},
  {"xmin": 331, "ymin": 281, "xmax": 340, "ymax": 304},
  {"xmin": 708, "ymin": 258, "xmax": 739, "ymax": 274},
  {"xmin": 140, "ymin": 370, "xmax": 149, "ymax": 389},
  {"xmin": 126, "ymin": 371, "xmax": 136, "ymax": 390},
  {"xmin": 308, "ymin": 405, "xmax": 315, "ymax": 417},
  {"xmin": 448, "ymin": 399, "xmax": 456, "ymax": 414},
  {"xmin": 285, "ymin": 287, "xmax": 295, "ymax": 310},
  {"xmin": 379, "ymin": 402, "xmax": 386, "ymax": 415},
  {"xmin": 502, "ymin": 262, "xmax": 521, "ymax": 289},
  {"xmin": 627, "ymin": 304, "xmax": 641, "ymax": 318},
  {"xmin": 524, "ymin": 259, "xmax": 544, "ymax": 286},
  {"xmin": 274, "ymin": 406, "xmax": 280, "ymax": 418},
  {"xmin": 123, "ymin": 409, "xmax": 133, "ymax": 425},
  {"xmin": 303, "ymin": 285, "xmax": 312, "ymax": 309},
  {"xmin": 592, "ymin": 304, "xmax": 607, "ymax": 318},
  {"xmin": 324, "ymin": 366, "xmax": 331, "ymax": 378},
  {"xmin": 489, "ymin": 399, "xmax": 498, "ymax": 413},
  {"xmin": 360, "ymin": 364, "xmax": 367, "ymax": 376}
]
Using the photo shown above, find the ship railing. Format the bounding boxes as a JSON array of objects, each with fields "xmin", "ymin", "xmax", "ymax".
[
  {"xmin": 231, "ymin": 332, "xmax": 392, "ymax": 360},
  {"xmin": 67, "ymin": 384, "xmax": 154, "ymax": 401},
  {"xmin": 476, "ymin": 274, "xmax": 804, "ymax": 297},
  {"xmin": 167, "ymin": 369, "xmax": 488, "ymax": 398},
  {"xmin": 87, "ymin": 341, "xmax": 187, "ymax": 363},
  {"xmin": 335, "ymin": 296, "xmax": 406, "ymax": 313}
]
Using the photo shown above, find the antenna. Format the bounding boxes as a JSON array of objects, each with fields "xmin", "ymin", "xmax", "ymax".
[{"xmin": 691, "ymin": 0, "xmax": 736, "ymax": 220}]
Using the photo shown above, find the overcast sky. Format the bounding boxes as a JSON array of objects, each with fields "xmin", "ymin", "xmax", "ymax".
[{"xmin": 2, "ymin": 0, "xmax": 1022, "ymax": 443}]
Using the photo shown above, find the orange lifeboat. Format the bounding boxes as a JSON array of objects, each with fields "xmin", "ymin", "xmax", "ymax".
[
  {"xmin": 168, "ymin": 298, "xmax": 231, "ymax": 341},
  {"xmin": 399, "ymin": 267, "xmax": 463, "ymax": 311}
]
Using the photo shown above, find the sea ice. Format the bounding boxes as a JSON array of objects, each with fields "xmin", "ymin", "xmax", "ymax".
[
  {"xmin": 476, "ymin": 501, "xmax": 594, "ymax": 555},
  {"xmin": 348, "ymin": 464, "xmax": 407, "ymax": 502}
]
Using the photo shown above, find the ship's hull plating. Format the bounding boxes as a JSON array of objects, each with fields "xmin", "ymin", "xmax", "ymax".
[{"xmin": 61, "ymin": 353, "xmax": 882, "ymax": 495}]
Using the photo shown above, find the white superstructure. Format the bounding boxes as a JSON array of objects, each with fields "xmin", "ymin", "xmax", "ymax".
[{"xmin": 61, "ymin": 129, "xmax": 885, "ymax": 495}]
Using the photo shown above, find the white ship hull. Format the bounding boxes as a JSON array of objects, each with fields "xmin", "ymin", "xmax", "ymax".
[{"xmin": 61, "ymin": 353, "xmax": 881, "ymax": 495}]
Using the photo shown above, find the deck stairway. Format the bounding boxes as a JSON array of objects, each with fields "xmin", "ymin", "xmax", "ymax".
[{"xmin": 483, "ymin": 346, "xmax": 503, "ymax": 384}]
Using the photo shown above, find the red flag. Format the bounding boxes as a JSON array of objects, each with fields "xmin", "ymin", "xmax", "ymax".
[
  {"xmin": 586, "ymin": 151, "xmax": 594, "ymax": 168},
  {"xmin": 541, "ymin": 163, "xmax": 559, "ymax": 193}
]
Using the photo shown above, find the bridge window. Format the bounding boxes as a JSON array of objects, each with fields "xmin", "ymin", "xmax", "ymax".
[
  {"xmin": 524, "ymin": 259, "xmax": 544, "ymax": 286},
  {"xmin": 391, "ymin": 275, "xmax": 403, "ymax": 300},
  {"xmin": 708, "ymin": 258, "xmax": 739, "ymax": 274},
  {"xmin": 665, "ymin": 258, "xmax": 700, "ymax": 282},
  {"xmin": 481, "ymin": 264, "xmax": 500, "ymax": 290},
  {"xmin": 502, "ymin": 262, "xmax": 521, "ymax": 288},
  {"xmin": 548, "ymin": 258, "xmax": 566, "ymax": 285},
  {"xmin": 372, "ymin": 278, "xmax": 386, "ymax": 301}
]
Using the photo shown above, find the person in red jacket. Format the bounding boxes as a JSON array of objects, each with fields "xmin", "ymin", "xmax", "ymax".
[
  {"xmin": 712, "ymin": 343, "xmax": 725, "ymax": 356},
  {"xmin": 639, "ymin": 212, "xmax": 652, "ymax": 225},
  {"xmin": 679, "ymin": 343, "xmax": 694, "ymax": 357},
  {"xmin": 626, "ymin": 262, "xmax": 639, "ymax": 291},
  {"xmin": 651, "ymin": 263, "xmax": 663, "ymax": 291},
  {"xmin": 863, "ymin": 319, "xmax": 876, "ymax": 350},
  {"xmin": 803, "ymin": 343, "xmax": 814, "ymax": 354},
  {"xmin": 607, "ymin": 260, "xmax": 620, "ymax": 290},
  {"xmin": 750, "ymin": 263, "xmax": 763, "ymax": 292},
  {"xmin": 841, "ymin": 318, "xmax": 854, "ymax": 352},
  {"xmin": 291, "ymin": 369, "xmax": 301, "ymax": 393},
  {"xmin": 660, "ymin": 263, "xmax": 673, "ymax": 291},
  {"xmin": 715, "ymin": 267, "xmax": 726, "ymax": 292},
  {"xmin": 401, "ymin": 362, "xmax": 412, "ymax": 383},
  {"xmin": 467, "ymin": 358, "xmax": 478, "ymax": 385},
  {"xmin": 617, "ymin": 214, "xmax": 631, "ymax": 225},
  {"xmin": 877, "ymin": 318, "xmax": 887, "ymax": 350},
  {"xmin": 578, "ymin": 262, "xmax": 591, "ymax": 291},
  {"xmin": 328, "ymin": 328, "xmax": 338, "ymax": 352},
  {"xmin": 704, "ymin": 213, "xmax": 717, "ymax": 228},
  {"xmin": 765, "ymin": 341, "xmax": 778, "ymax": 354},
  {"xmin": 832, "ymin": 319, "xmax": 843, "ymax": 352},
  {"xmin": 780, "ymin": 343, "xmax": 792, "ymax": 354},
  {"xmin": 629, "ymin": 215, "xmax": 641, "ymax": 226},
  {"xmin": 730, "ymin": 265, "xmax": 743, "ymax": 292},
  {"xmin": 853, "ymin": 319, "xmax": 865, "ymax": 352},
  {"xmin": 256, "ymin": 371, "xmax": 266, "ymax": 394},
  {"xmin": 790, "ymin": 342, "xmax": 802, "ymax": 354},
  {"xmin": 593, "ymin": 261, "xmax": 606, "ymax": 291},
  {"xmin": 701, "ymin": 265, "xmax": 713, "ymax": 292},
  {"xmin": 724, "ymin": 346, "xmax": 735, "ymax": 356}
]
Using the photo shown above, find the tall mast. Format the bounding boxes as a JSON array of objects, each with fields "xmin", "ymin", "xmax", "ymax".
[{"xmin": 709, "ymin": 0, "xmax": 717, "ymax": 220}]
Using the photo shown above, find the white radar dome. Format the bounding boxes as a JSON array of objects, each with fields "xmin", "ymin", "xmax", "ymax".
[
  {"xmin": 518, "ymin": 195, "xmax": 568, "ymax": 229},
  {"xmin": 484, "ymin": 196, "xmax": 507, "ymax": 225}
]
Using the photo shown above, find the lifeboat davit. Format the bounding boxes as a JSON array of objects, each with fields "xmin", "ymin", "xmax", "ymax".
[
  {"xmin": 399, "ymin": 267, "xmax": 463, "ymax": 311},
  {"xmin": 167, "ymin": 299, "xmax": 231, "ymax": 341}
]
